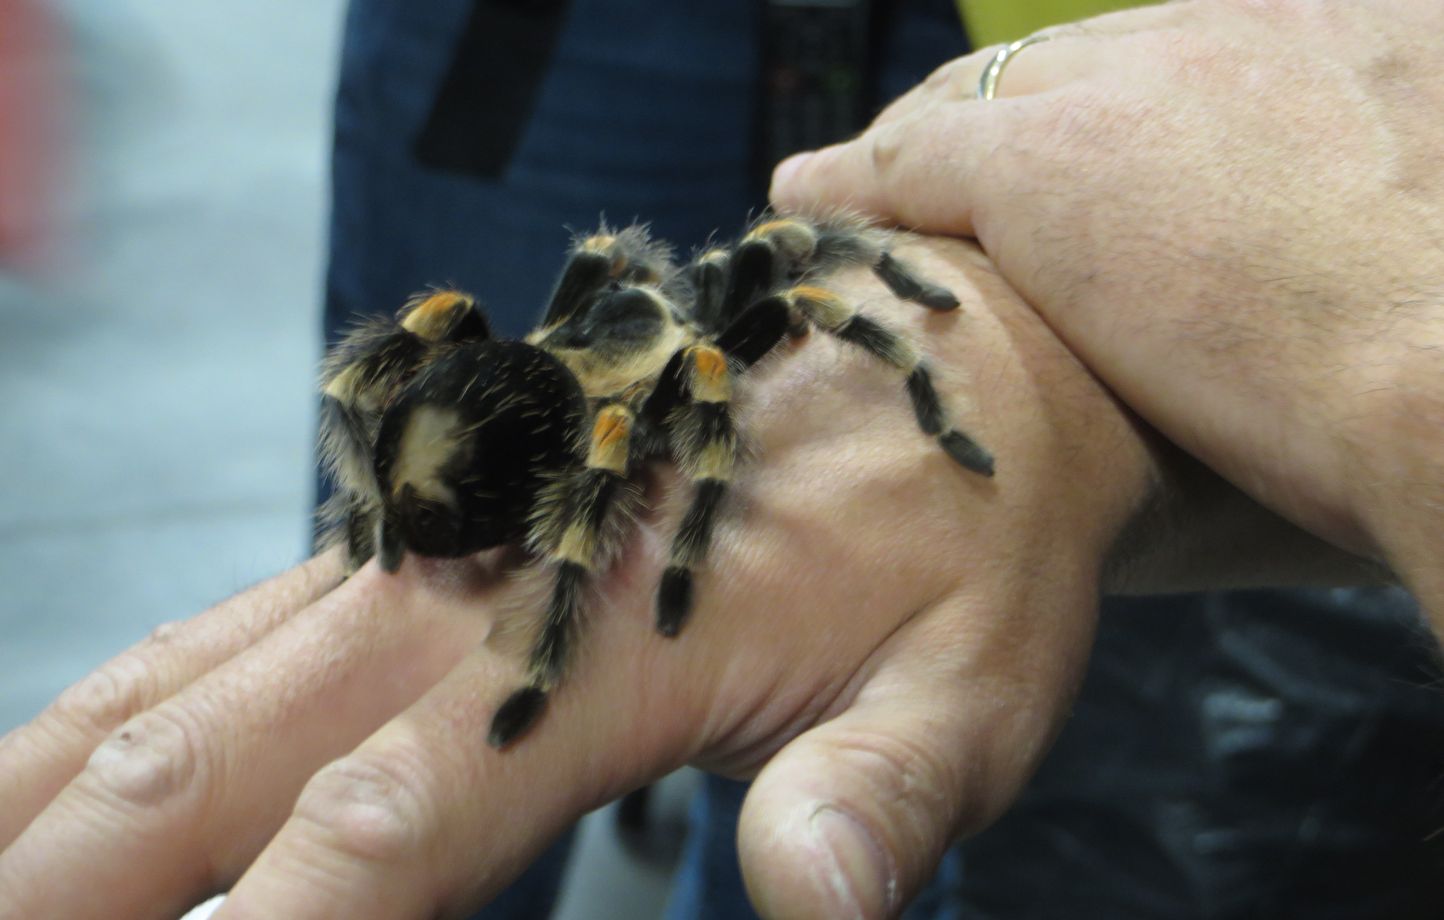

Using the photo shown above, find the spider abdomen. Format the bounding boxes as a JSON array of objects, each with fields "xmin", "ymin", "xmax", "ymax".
[{"xmin": 372, "ymin": 340, "xmax": 587, "ymax": 567}]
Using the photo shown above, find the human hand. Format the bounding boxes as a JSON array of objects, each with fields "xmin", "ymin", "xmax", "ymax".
[
  {"xmin": 771, "ymin": 0, "xmax": 1444, "ymax": 618},
  {"xmin": 0, "ymin": 237, "xmax": 1174, "ymax": 919}
]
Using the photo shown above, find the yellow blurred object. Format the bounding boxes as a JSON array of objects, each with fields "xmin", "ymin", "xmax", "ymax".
[{"xmin": 958, "ymin": 0, "xmax": 1151, "ymax": 47}]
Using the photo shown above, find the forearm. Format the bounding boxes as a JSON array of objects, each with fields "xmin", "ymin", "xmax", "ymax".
[{"xmin": 1347, "ymin": 340, "xmax": 1444, "ymax": 626}]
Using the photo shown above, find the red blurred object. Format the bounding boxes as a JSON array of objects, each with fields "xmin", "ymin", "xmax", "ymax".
[{"xmin": 0, "ymin": 0, "xmax": 65, "ymax": 264}]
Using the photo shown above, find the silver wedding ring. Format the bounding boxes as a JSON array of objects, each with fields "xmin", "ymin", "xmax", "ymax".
[{"xmin": 976, "ymin": 33, "xmax": 1052, "ymax": 101}]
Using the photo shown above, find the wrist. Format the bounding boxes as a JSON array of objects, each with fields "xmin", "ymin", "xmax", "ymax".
[
  {"xmin": 1345, "ymin": 345, "xmax": 1444, "ymax": 622},
  {"xmin": 1103, "ymin": 431, "xmax": 1392, "ymax": 596}
]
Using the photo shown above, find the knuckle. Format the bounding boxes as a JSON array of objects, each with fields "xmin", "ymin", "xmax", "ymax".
[
  {"xmin": 145, "ymin": 618, "xmax": 187, "ymax": 645},
  {"xmin": 867, "ymin": 125, "xmax": 904, "ymax": 177},
  {"xmin": 870, "ymin": 117, "xmax": 942, "ymax": 205},
  {"xmin": 47, "ymin": 651, "xmax": 157, "ymax": 739},
  {"xmin": 81, "ymin": 705, "xmax": 207, "ymax": 808},
  {"xmin": 922, "ymin": 58, "xmax": 958, "ymax": 91},
  {"xmin": 294, "ymin": 746, "xmax": 439, "ymax": 865}
]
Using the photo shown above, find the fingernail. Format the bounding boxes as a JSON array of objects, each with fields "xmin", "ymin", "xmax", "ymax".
[
  {"xmin": 809, "ymin": 806, "xmax": 894, "ymax": 919},
  {"xmin": 770, "ymin": 152, "xmax": 812, "ymax": 198}
]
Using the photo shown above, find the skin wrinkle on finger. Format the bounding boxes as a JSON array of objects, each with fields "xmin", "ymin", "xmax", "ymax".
[
  {"xmin": 81, "ymin": 706, "xmax": 209, "ymax": 810},
  {"xmin": 775, "ymin": 102, "xmax": 1040, "ymax": 238},
  {"xmin": 291, "ymin": 748, "xmax": 442, "ymax": 870}
]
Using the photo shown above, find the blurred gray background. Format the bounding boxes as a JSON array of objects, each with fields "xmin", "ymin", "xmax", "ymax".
[
  {"xmin": 0, "ymin": 0, "xmax": 330, "ymax": 731},
  {"xmin": 0, "ymin": 2, "xmax": 683, "ymax": 916}
]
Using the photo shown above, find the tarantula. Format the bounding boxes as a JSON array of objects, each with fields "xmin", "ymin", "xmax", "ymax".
[{"xmin": 318, "ymin": 215, "xmax": 994, "ymax": 747}]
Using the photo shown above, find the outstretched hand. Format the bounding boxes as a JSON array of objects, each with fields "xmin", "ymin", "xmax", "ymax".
[
  {"xmin": 0, "ymin": 238, "xmax": 1159, "ymax": 919},
  {"xmin": 772, "ymin": 0, "xmax": 1444, "ymax": 618}
]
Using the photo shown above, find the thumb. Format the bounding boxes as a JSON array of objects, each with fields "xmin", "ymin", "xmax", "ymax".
[{"xmin": 736, "ymin": 595, "xmax": 1085, "ymax": 919}]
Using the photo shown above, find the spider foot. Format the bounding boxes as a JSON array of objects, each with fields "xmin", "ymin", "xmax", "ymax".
[
  {"xmin": 656, "ymin": 566, "xmax": 694, "ymax": 637},
  {"xmin": 940, "ymin": 430, "xmax": 995, "ymax": 477},
  {"xmin": 489, "ymin": 685, "xmax": 549, "ymax": 748},
  {"xmin": 875, "ymin": 252, "xmax": 960, "ymax": 311}
]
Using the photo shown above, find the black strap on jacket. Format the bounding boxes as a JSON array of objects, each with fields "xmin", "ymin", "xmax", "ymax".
[{"xmin": 414, "ymin": 0, "xmax": 572, "ymax": 178}]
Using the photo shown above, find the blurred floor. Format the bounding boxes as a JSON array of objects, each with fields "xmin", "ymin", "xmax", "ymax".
[{"xmin": 0, "ymin": 2, "xmax": 680, "ymax": 917}]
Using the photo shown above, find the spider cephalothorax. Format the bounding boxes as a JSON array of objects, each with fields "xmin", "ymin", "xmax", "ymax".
[{"xmin": 318, "ymin": 215, "xmax": 994, "ymax": 746}]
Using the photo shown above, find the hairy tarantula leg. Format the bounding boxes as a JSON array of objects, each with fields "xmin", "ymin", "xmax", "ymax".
[
  {"xmin": 342, "ymin": 504, "xmax": 378, "ymax": 568},
  {"xmin": 646, "ymin": 302, "xmax": 787, "ymax": 632},
  {"xmin": 641, "ymin": 295, "xmax": 788, "ymax": 460},
  {"xmin": 542, "ymin": 228, "xmax": 672, "ymax": 328},
  {"xmin": 719, "ymin": 239, "xmax": 779, "ymax": 326},
  {"xmin": 790, "ymin": 285, "xmax": 995, "ymax": 477},
  {"xmin": 541, "ymin": 238, "xmax": 616, "ymax": 328},
  {"xmin": 873, "ymin": 251, "xmax": 960, "ymax": 312},
  {"xmin": 688, "ymin": 247, "xmax": 731, "ymax": 330},
  {"xmin": 748, "ymin": 215, "xmax": 961, "ymax": 312},
  {"xmin": 489, "ymin": 403, "xmax": 638, "ymax": 748},
  {"xmin": 714, "ymin": 295, "xmax": 792, "ymax": 367},
  {"xmin": 314, "ymin": 490, "xmax": 378, "ymax": 573},
  {"xmin": 397, "ymin": 288, "xmax": 491, "ymax": 342},
  {"xmin": 657, "ymin": 344, "xmax": 741, "ymax": 637}
]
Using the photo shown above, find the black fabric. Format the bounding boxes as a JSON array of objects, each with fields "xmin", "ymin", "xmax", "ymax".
[
  {"xmin": 955, "ymin": 588, "xmax": 1444, "ymax": 920},
  {"xmin": 414, "ymin": 0, "xmax": 572, "ymax": 178}
]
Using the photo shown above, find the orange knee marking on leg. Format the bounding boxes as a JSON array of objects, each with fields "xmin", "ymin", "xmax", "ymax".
[
  {"xmin": 692, "ymin": 346, "xmax": 727, "ymax": 382},
  {"xmin": 789, "ymin": 285, "xmax": 851, "ymax": 329},
  {"xmin": 588, "ymin": 406, "xmax": 632, "ymax": 471},
  {"xmin": 689, "ymin": 346, "xmax": 731, "ymax": 403},
  {"xmin": 592, "ymin": 406, "xmax": 632, "ymax": 449},
  {"xmin": 790, "ymin": 284, "xmax": 838, "ymax": 305},
  {"xmin": 745, "ymin": 219, "xmax": 818, "ymax": 260},
  {"xmin": 401, "ymin": 289, "xmax": 473, "ymax": 339}
]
